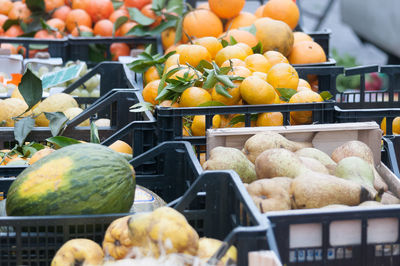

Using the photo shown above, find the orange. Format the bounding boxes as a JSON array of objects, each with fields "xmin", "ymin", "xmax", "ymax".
[
  {"xmin": 46, "ymin": 18, "xmax": 66, "ymax": 32},
  {"xmin": 163, "ymin": 54, "xmax": 180, "ymax": 73},
  {"xmin": 289, "ymin": 90, "xmax": 323, "ymax": 124},
  {"xmin": 191, "ymin": 115, "xmax": 221, "ymax": 136},
  {"xmin": 221, "ymin": 29, "xmax": 258, "ymax": 48},
  {"xmin": 273, "ymin": 92, "xmax": 281, "ymax": 104},
  {"xmin": 109, "ymin": 9, "xmax": 129, "ymax": 23},
  {"xmin": 254, "ymin": 5, "xmax": 265, "ymax": 18},
  {"xmin": 262, "ymin": 0, "xmax": 300, "ymax": 30},
  {"xmin": 254, "ymin": 17, "xmax": 294, "ymax": 56},
  {"xmin": 288, "ymin": 41, "xmax": 327, "ymax": 65},
  {"xmin": 0, "ymin": 43, "xmax": 17, "ymax": 54},
  {"xmin": 298, "ymin": 78, "xmax": 311, "ymax": 89},
  {"xmin": 115, "ymin": 21, "xmax": 137, "ymax": 36},
  {"xmin": 193, "ymin": 37, "xmax": 223, "ymax": 59},
  {"xmin": 209, "ymin": 0, "xmax": 245, "ymax": 19},
  {"xmin": 66, "ymin": 9, "xmax": 92, "ymax": 33},
  {"xmin": 197, "ymin": 2, "xmax": 209, "ymax": 9},
  {"xmin": 182, "ymin": 9, "xmax": 223, "ymax": 41},
  {"xmin": 85, "ymin": 0, "xmax": 114, "ymax": 23},
  {"xmin": 34, "ymin": 30, "xmax": 63, "ymax": 39},
  {"xmin": 239, "ymin": 76, "xmax": 276, "ymax": 105},
  {"xmin": 235, "ymin": 43, "xmax": 253, "ymax": 56},
  {"xmin": 245, "ymin": 54, "xmax": 272, "ymax": 73},
  {"xmin": 293, "ymin": 32, "xmax": 313, "ymax": 44},
  {"xmin": 179, "ymin": 87, "xmax": 212, "ymax": 107},
  {"xmin": 52, "ymin": 5, "xmax": 71, "ymax": 21},
  {"xmin": 72, "ymin": 0, "xmax": 89, "ymax": 9},
  {"xmin": 221, "ymin": 58, "xmax": 246, "ymax": 68},
  {"xmin": 93, "ymin": 19, "xmax": 113, "ymax": 36},
  {"xmin": 29, "ymin": 148, "xmax": 55, "ymax": 165},
  {"xmin": 110, "ymin": 42, "xmax": 130, "ymax": 60},
  {"xmin": 225, "ymin": 12, "xmax": 257, "ymax": 31},
  {"xmin": 182, "ymin": 125, "xmax": 191, "ymax": 136},
  {"xmin": 263, "ymin": 51, "xmax": 289, "ymax": 66},
  {"xmin": 227, "ymin": 66, "xmax": 252, "ymax": 78},
  {"xmin": 267, "ymin": 63, "xmax": 299, "ymax": 93},
  {"xmin": 142, "ymin": 79, "xmax": 161, "ymax": 105},
  {"xmin": 256, "ymin": 112, "xmax": 283, "ymax": 127},
  {"xmin": 1, "ymin": 152, "xmax": 18, "ymax": 165},
  {"xmin": 164, "ymin": 43, "xmax": 180, "ymax": 55},
  {"xmin": 124, "ymin": 0, "xmax": 151, "ymax": 9},
  {"xmin": 71, "ymin": 25, "xmax": 93, "ymax": 37},
  {"xmin": 5, "ymin": 157, "xmax": 27, "ymax": 165},
  {"xmin": 0, "ymin": 0, "xmax": 13, "ymax": 15},
  {"xmin": 211, "ymin": 82, "xmax": 241, "ymax": 105},
  {"xmin": 169, "ymin": 67, "xmax": 199, "ymax": 80},
  {"xmin": 144, "ymin": 66, "xmax": 160, "ymax": 85},
  {"xmin": 159, "ymin": 100, "xmax": 179, "ymax": 108},
  {"xmin": 8, "ymin": 2, "xmax": 31, "ymax": 23},
  {"xmin": 141, "ymin": 4, "xmax": 161, "ymax": 28},
  {"xmin": 45, "ymin": 0, "xmax": 64, "ymax": 12},
  {"xmin": 297, "ymin": 86, "xmax": 312, "ymax": 92},
  {"xmin": 108, "ymin": 140, "xmax": 133, "ymax": 155},
  {"xmin": 176, "ymin": 44, "xmax": 211, "ymax": 67},
  {"xmin": 381, "ymin": 117, "xmax": 400, "ymax": 135},
  {"xmin": 161, "ymin": 28, "xmax": 179, "ymax": 50},
  {"xmin": 252, "ymin": 71, "xmax": 267, "ymax": 81},
  {"xmin": 215, "ymin": 45, "xmax": 247, "ymax": 66},
  {"xmin": 0, "ymin": 14, "xmax": 8, "ymax": 34}
]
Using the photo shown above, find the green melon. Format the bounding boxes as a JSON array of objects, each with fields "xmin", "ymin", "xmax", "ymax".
[{"xmin": 6, "ymin": 143, "xmax": 136, "ymax": 216}]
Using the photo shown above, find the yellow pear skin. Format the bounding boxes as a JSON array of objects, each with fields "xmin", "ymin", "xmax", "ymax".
[
  {"xmin": 242, "ymin": 131, "xmax": 312, "ymax": 163},
  {"xmin": 299, "ymin": 156, "xmax": 329, "ymax": 174},
  {"xmin": 295, "ymin": 147, "xmax": 337, "ymax": 168}
]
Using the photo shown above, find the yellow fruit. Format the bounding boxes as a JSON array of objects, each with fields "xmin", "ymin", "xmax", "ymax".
[
  {"xmin": 108, "ymin": 140, "xmax": 133, "ymax": 155},
  {"xmin": 191, "ymin": 115, "xmax": 221, "ymax": 136},
  {"xmin": 381, "ymin": 117, "xmax": 400, "ymax": 135},
  {"xmin": 215, "ymin": 45, "xmax": 247, "ymax": 66},
  {"xmin": 142, "ymin": 79, "xmax": 161, "ymax": 105},
  {"xmin": 163, "ymin": 54, "xmax": 180, "ymax": 74},
  {"xmin": 211, "ymin": 82, "xmax": 241, "ymax": 105},
  {"xmin": 221, "ymin": 58, "xmax": 246, "ymax": 68},
  {"xmin": 179, "ymin": 87, "xmax": 212, "ymax": 107},
  {"xmin": 235, "ymin": 43, "xmax": 253, "ymax": 56},
  {"xmin": 197, "ymin": 237, "xmax": 237, "ymax": 265},
  {"xmin": 267, "ymin": 63, "xmax": 299, "ymax": 94},
  {"xmin": 263, "ymin": 50, "xmax": 289, "ymax": 66},
  {"xmin": 239, "ymin": 76, "xmax": 276, "ymax": 105},
  {"xmin": 245, "ymin": 54, "xmax": 272, "ymax": 73},
  {"xmin": 293, "ymin": 31, "xmax": 313, "ymax": 44},
  {"xmin": 144, "ymin": 66, "xmax": 160, "ymax": 85},
  {"xmin": 297, "ymin": 86, "xmax": 312, "ymax": 92},
  {"xmin": 29, "ymin": 148, "xmax": 55, "ymax": 165},
  {"xmin": 221, "ymin": 29, "xmax": 258, "ymax": 48},
  {"xmin": 63, "ymin": 107, "xmax": 90, "ymax": 127},
  {"xmin": 227, "ymin": 66, "xmax": 252, "ymax": 78},
  {"xmin": 225, "ymin": 11, "xmax": 257, "ymax": 31},
  {"xmin": 193, "ymin": 36, "xmax": 223, "ymax": 59},
  {"xmin": 176, "ymin": 44, "xmax": 211, "ymax": 67},
  {"xmin": 256, "ymin": 112, "xmax": 283, "ymax": 127},
  {"xmin": 32, "ymin": 93, "xmax": 78, "ymax": 127},
  {"xmin": 298, "ymin": 78, "xmax": 311, "ymax": 89},
  {"xmin": 159, "ymin": 100, "xmax": 179, "ymax": 107},
  {"xmin": 252, "ymin": 71, "xmax": 267, "ymax": 81},
  {"xmin": 273, "ymin": 92, "xmax": 281, "ymax": 104},
  {"xmin": 289, "ymin": 90, "xmax": 323, "ymax": 124},
  {"xmin": 0, "ymin": 98, "xmax": 30, "ymax": 127}
]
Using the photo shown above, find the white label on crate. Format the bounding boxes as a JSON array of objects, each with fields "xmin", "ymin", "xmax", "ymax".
[
  {"xmin": 289, "ymin": 223, "xmax": 322, "ymax": 248},
  {"xmin": 330, "ymin": 220, "xmax": 361, "ymax": 246},
  {"xmin": 306, "ymin": 249, "xmax": 314, "ymax": 261},
  {"xmin": 367, "ymin": 218, "xmax": 398, "ymax": 244},
  {"xmin": 327, "ymin": 248, "xmax": 335, "ymax": 260},
  {"xmin": 42, "ymin": 63, "xmax": 84, "ymax": 89},
  {"xmin": 297, "ymin": 250, "xmax": 305, "ymax": 262},
  {"xmin": 315, "ymin": 249, "xmax": 323, "ymax": 261},
  {"xmin": 336, "ymin": 248, "xmax": 344, "ymax": 259},
  {"xmin": 289, "ymin": 251, "xmax": 297, "ymax": 263}
]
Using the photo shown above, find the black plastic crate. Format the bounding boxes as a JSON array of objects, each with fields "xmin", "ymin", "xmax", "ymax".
[
  {"xmin": 382, "ymin": 136, "xmax": 400, "ymax": 178},
  {"xmin": 267, "ymin": 205, "xmax": 400, "ymax": 265},
  {"xmin": 0, "ymin": 89, "xmax": 154, "ymax": 150},
  {"xmin": 0, "ymin": 37, "xmax": 69, "ymax": 60},
  {"xmin": 0, "ymin": 142, "xmax": 278, "ymax": 266},
  {"xmin": 335, "ymin": 65, "xmax": 400, "ymax": 109}
]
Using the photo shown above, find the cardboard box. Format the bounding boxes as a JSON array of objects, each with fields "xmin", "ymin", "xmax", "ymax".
[{"xmin": 207, "ymin": 122, "xmax": 400, "ymax": 263}]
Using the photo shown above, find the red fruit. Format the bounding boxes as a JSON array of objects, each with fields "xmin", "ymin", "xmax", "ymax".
[{"xmin": 124, "ymin": 0, "xmax": 151, "ymax": 10}]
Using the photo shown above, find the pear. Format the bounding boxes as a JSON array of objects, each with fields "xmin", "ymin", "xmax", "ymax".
[
  {"xmin": 381, "ymin": 192, "xmax": 400, "ymax": 205},
  {"xmin": 246, "ymin": 178, "xmax": 292, "ymax": 213},
  {"xmin": 331, "ymin": 140, "xmax": 388, "ymax": 192},
  {"xmin": 242, "ymin": 131, "xmax": 312, "ymax": 163},
  {"xmin": 299, "ymin": 156, "xmax": 329, "ymax": 174},
  {"xmin": 295, "ymin": 148, "xmax": 337, "ymax": 168},
  {"xmin": 334, "ymin": 156, "xmax": 377, "ymax": 196},
  {"xmin": 255, "ymin": 148, "xmax": 309, "ymax": 179},
  {"xmin": 359, "ymin": 201, "xmax": 383, "ymax": 207},
  {"xmin": 197, "ymin": 237, "xmax": 237, "ymax": 265},
  {"xmin": 203, "ymin": 147, "xmax": 256, "ymax": 183},
  {"xmin": 290, "ymin": 172, "xmax": 373, "ymax": 209},
  {"xmin": 321, "ymin": 204, "xmax": 350, "ymax": 209}
]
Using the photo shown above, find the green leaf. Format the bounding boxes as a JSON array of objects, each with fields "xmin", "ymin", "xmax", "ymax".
[
  {"xmin": 196, "ymin": 59, "xmax": 213, "ymax": 72},
  {"xmin": 320, "ymin": 91, "xmax": 333, "ymax": 101},
  {"xmin": 90, "ymin": 122, "xmax": 100, "ymax": 144},
  {"xmin": 198, "ymin": 101, "xmax": 226, "ymax": 107},
  {"xmin": 81, "ymin": 31, "xmax": 94, "ymax": 37},
  {"xmin": 230, "ymin": 36, "xmax": 238, "ymax": 45},
  {"xmin": 276, "ymin": 88, "xmax": 297, "ymax": 101},
  {"xmin": 89, "ymin": 44, "xmax": 107, "ymax": 62},
  {"xmin": 40, "ymin": 18, "xmax": 57, "ymax": 32},
  {"xmin": 129, "ymin": 102, "xmax": 154, "ymax": 112},
  {"xmin": 26, "ymin": 0, "xmax": 45, "ymax": 12},
  {"xmin": 167, "ymin": 0, "xmax": 184, "ymax": 15},
  {"xmin": 19, "ymin": 68, "xmax": 43, "ymax": 111},
  {"xmin": 240, "ymin": 24, "xmax": 257, "ymax": 36},
  {"xmin": 28, "ymin": 142, "xmax": 46, "ymax": 151},
  {"xmin": 203, "ymin": 70, "xmax": 217, "ymax": 89},
  {"xmin": 45, "ymin": 112, "xmax": 68, "ymax": 137},
  {"xmin": 157, "ymin": 66, "xmax": 183, "ymax": 95},
  {"xmin": 46, "ymin": 136, "xmax": 81, "ymax": 149},
  {"xmin": 215, "ymin": 83, "xmax": 232, "ymax": 98},
  {"xmin": 113, "ymin": 16, "xmax": 129, "ymax": 36},
  {"xmin": 14, "ymin": 117, "xmax": 35, "ymax": 147},
  {"xmin": 252, "ymin": 42, "xmax": 263, "ymax": 54},
  {"xmin": 174, "ymin": 17, "xmax": 183, "ymax": 44},
  {"xmin": 22, "ymin": 146, "xmax": 37, "ymax": 158},
  {"xmin": 126, "ymin": 18, "xmax": 176, "ymax": 36},
  {"xmin": 111, "ymin": 0, "xmax": 124, "ymax": 10},
  {"xmin": 229, "ymin": 115, "xmax": 244, "ymax": 126},
  {"xmin": 2, "ymin": 19, "xmax": 20, "ymax": 32},
  {"xmin": 128, "ymin": 8, "xmax": 155, "ymax": 26},
  {"xmin": 216, "ymin": 75, "xmax": 236, "ymax": 88},
  {"xmin": 221, "ymin": 39, "xmax": 229, "ymax": 48}
]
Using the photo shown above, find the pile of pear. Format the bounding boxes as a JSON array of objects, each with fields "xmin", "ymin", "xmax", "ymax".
[{"xmin": 203, "ymin": 131, "xmax": 400, "ymax": 213}]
